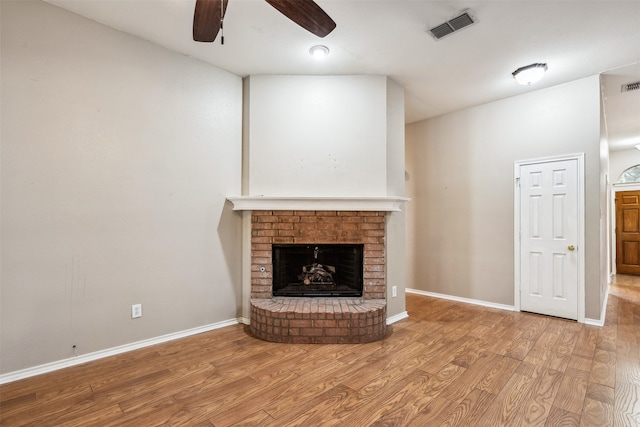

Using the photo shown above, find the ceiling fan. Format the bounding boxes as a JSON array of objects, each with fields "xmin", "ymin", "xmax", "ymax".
[{"xmin": 193, "ymin": 0, "xmax": 336, "ymax": 43}]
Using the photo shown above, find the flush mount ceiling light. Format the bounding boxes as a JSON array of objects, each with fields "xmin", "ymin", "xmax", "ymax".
[
  {"xmin": 309, "ymin": 45, "xmax": 329, "ymax": 59},
  {"xmin": 512, "ymin": 63, "xmax": 548, "ymax": 85}
]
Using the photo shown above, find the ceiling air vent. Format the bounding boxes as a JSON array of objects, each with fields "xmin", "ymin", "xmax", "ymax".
[
  {"xmin": 428, "ymin": 10, "xmax": 476, "ymax": 40},
  {"xmin": 621, "ymin": 81, "xmax": 640, "ymax": 93}
]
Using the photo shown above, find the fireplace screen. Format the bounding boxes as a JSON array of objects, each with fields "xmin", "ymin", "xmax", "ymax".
[{"xmin": 272, "ymin": 244, "xmax": 364, "ymax": 297}]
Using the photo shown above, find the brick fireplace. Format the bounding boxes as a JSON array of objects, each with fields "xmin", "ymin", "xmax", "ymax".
[{"xmin": 249, "ymin": 210, "xmax": 388, "ymax": 343}]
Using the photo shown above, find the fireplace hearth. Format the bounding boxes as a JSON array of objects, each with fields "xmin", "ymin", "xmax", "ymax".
[{"xmin": 272, "ymin": 244, "xmax": 364, "ymax": 297}]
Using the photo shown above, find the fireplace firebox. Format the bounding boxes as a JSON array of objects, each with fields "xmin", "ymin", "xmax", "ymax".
[{"xmin": 272, "ymin": 244, "xmax": 364, "ymax": 297}]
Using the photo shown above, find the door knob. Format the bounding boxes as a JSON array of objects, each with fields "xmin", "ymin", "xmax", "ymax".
[{"xmin": 568, "ymin": 245, "xmax": 575, "ymax": 251}]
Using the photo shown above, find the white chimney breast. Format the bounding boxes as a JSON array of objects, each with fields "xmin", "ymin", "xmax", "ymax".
[{"xmin": 245, "ymin": 75, "xmax": 389, "ymax": 197}]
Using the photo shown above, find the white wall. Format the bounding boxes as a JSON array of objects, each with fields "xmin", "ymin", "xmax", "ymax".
[
  {"xmin": 599, "ymin": 85, "xmax": 610, "ymax": 306},
  {"xmin": 385, "ymin": 79, "xmax": 407, "ymax": 318},
  {"xmin": 406, "ymin": 76, "xmax": 605, "ymax": 319},
  {"xmin": 610, "ymin": 148, "xmax": 640, "ymax": 183},
  {"xmin": 245, "ymin": 75, "xmax": 388, "ymax": 197},
  {"xmin": 1, "ymin": 1, "xmax": 243, "ymax": 375}
]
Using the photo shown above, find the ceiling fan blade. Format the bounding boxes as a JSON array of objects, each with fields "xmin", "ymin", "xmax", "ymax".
[
  {"xmin": 265, "ymin": 0, "xmax": 336, "ymax": 38},
  {"xmin": 193, "ymin": 0, "xmax": 228, "ymax": 42}
]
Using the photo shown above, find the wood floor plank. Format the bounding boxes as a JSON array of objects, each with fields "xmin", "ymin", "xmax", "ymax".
[
  {"xmin": 260, "ymin": 384, "xmax": 355, "ymax": 427},
  {"xmin": 0, "ymin": 382, "xmax": 91, "ymax": 419},
  {"xmin": 0, "ymin": 384, "xmax": 94, "ymax": 426},
  {"xmin": 504, "ymin": 338, "xmax": 537, "ymax": 361},
  {"xmin": 117, "ymin": 361, "xmax": 216, "ymax": 413},
  {"xmin": 515, "ymin": 366, "xmax": 564, "ymax": 425},
  {"xmin": 338, "ymin": 341, "xmax": 426, "ymax": 392},
  {"xmin": 517, "ymin": 315, "xmax": 551, "ymax": 341},
  {"xmin": 374, "ymin": 363, "xmax": 468, "ymax": 425},
  {"xmin": 556, "ymin": 328, "xmax": 581, "ymax": 356},
  {"xmin": 102, "ymin": 396, "xmax": 182, "ymax": 427},
  {"xmin": 2, "ymin": 275, "xmax": 639, "ymax": 427},
  {"xmin": 381, "ymin": 395, "xmax": 454, "ymax": 426},
  {"xmin": 552, "ymin": 370, "xmax": 589, "ymax": 415},
  {"xmin": 343, "ymin": 365, "xmax": 465, "ymax": 427},
  {"xmin": 474, "ymin": 372, "xmax": 536, "ymax": 427},
  {"xmin": 227, "ymin": 409, "xmax": 276, "ymax": 426},
  {"xmin": 337, "ymin": 327, "xmax": 425, "ymax": 367},
  {"xmin": 545, "ymin": 406, "xmax": 581, "ymax": 426},
  {"xmin": 313, "ymin": 369, "xmax": 433, "ymax": 425},
  {"xmin": 475, "ymin": 355, "xmax": 521, "ymax": 395},
  {"xmin": 614, "ymin": 381, "xmax": 640, "ymax": 426},
  {"xmin": 40, "ymin": 403, "xmax": 124, "ymax": 427},
  {"xmin": 567, "ymin": 354, "xmax": 593, "ymax": 372},
  {"xmin": 573, "ymin": 326, "xmax": 599, "ymax": 359},
  {"xmin": 589, "ymin": 348, "xmax": 616, "ymax": 388},
  {"xmin": 438, "ymin": 351, "xmax": 500, "ymax": 403},
  {"xmin": 209, "ymin": 372, "xmax": 344, "ymax": 427},
  {"xmin": 596, "ymin": 324, "xmax": 618, "ymax": 353},
  {"xmin": 616, "ymin": 354, "xmax": 640, "ymax": 386},
  {"xmin": 527, "ymin": 330, "xmax": 562, "ymax": 361},
  {"xmin": 421, "ymin": 336, "xmax": 485, "ymax": 374},
  {"xmin": 581, "ymin": 396, "xmax": 614, "ymax": 427},
  {"xmin": 524, "ymin": 349, "xmax": 571, "ymax": 373},
  {"xmin": 438, "ymin": 388, "xmax": 495, "ymax": 427},
  {"xmin": 586, "ymin": 381, "xmax": 615, "ymax": 405},
  {"xmin": 239, "ymin": 358, "xmax": 352, "ymax": 422}
]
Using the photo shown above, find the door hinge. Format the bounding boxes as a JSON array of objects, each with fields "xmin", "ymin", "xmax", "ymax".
[{"xmin": 515, "ymin": 177, "xmax": 520, "ymax": 188}]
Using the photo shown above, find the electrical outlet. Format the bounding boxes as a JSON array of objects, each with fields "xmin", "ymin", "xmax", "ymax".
[
  {"xmin": 131, "ymin": 303, "xmax": 142, "ymax": 319},
  {"xmin": 392, "ymin": 285, "xmax": 397, "ymax": 298}
]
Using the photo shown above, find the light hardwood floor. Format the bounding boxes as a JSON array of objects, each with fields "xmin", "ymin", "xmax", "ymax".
[{"xmin": 1, "ymin": 277, "xmax": 639, "ymax": 426}]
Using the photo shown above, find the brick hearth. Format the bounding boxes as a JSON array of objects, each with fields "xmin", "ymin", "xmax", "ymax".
[
  {"xmin": 251, "ymin": 298, "xmax": 386, "ymax": 344},
  {"xmin": 249, "ymin": 210, "xmax": 387, "ymax": 343}
]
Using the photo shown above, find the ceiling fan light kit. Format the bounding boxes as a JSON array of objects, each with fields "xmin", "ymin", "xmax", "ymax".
[{"xmin": 512, "ymin": 63, "xmax": 548, "ymax": 85}]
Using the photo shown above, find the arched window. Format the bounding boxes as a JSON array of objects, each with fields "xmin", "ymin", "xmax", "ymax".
[{"xmin": 618, "ymin": 165, "xmax": 640, "ymax": 183}]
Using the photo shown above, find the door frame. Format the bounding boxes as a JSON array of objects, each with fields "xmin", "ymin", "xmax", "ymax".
[
  {"xmin": 514, "ymin": 153, "xmax": 585, "ymax": 323},
  {"xmin": 610, "ymin": 182, "xmax": 640, "ymax": 276}
]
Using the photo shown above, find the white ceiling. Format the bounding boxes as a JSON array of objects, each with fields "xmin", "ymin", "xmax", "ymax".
[{"xmin": 45, "ymin": 0, "xmax": 640, "ymax": 150}]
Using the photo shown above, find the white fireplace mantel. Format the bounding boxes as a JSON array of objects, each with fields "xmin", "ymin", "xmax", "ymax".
[{"xmin": 227, "ymin": 196, "xmax": 410, "ymax": 212}]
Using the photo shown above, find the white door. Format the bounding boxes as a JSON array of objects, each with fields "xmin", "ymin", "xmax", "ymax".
[{"xmin": 518, "ymin": 158, "xmax": 579, "ymax": 320}]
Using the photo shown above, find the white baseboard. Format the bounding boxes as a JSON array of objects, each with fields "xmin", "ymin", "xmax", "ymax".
[
  {"xmin": 406, "ymin": 288, "xmax": 517, "ymax": 312},
  {"xmin": 0, "ymin": 318, "xmax": 242, "ymax": 385},
  {"xmin": 584, "ymin": 288, "xmax": 609, "ymax": 327},
  {"xmin": 584, "ymin": 318, "xmax": 604, "ymax": 327},
  {"xmin": 408, "ymin": 288, "xmax": 608, "ymax": 326},
  {"xmin": 386, "ymin": 311, "xmax": 409, "ymax": 325}
]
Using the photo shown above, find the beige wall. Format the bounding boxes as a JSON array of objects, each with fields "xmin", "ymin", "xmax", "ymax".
[
  {"xmin": 1, "ymin": 1, "xmax": 243, "ymax": 374},
  {"xmin": 406, "ymin": 76, "xmax": 605, "ymax": 320}
]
